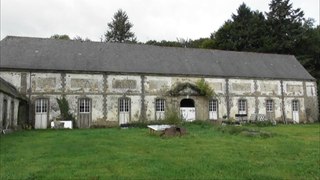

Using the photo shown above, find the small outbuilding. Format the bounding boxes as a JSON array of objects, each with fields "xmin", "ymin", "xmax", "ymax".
[{"xmin": 0, "ymin": 77, "xmax": 28, "ymax": 131}]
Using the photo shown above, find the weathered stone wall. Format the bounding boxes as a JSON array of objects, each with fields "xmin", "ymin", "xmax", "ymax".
[
  {"xmin": 0, "ymin": 70, "xmax": 318, "ymax": 127},
  {"xmin": 0, "ymin": 92, "xmax": 20, "ymax": 129}
]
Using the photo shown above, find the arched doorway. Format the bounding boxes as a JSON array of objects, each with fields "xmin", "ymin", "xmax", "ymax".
[{"xmin": 180, "ymin": 99, "xmax": 195, "ymax": 121}]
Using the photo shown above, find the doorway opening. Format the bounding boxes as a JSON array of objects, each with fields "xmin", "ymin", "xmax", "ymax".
[{"xmin": 180, "ymin": 99, "xmax": 195, "ymax": 121}]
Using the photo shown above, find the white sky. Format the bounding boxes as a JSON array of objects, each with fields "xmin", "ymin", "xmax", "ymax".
[{"xmin": 1, "ymin": 0, "xmax": 319, "ymax": 42}]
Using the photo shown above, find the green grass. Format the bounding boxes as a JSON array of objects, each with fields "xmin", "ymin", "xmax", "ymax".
[{"xmin": 1, "ymin": 123, "xmax": 319, "ymax": 179}]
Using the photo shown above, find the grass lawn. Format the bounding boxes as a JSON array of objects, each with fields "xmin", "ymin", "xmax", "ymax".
[{"xmin": 1, "ymin": 123, "xmax": 319, "ymax": 179}]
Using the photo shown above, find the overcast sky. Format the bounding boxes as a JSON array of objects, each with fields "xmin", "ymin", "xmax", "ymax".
[{"xmin": 1, "ymin": 0, "xmax": 319, "ymax": 42}]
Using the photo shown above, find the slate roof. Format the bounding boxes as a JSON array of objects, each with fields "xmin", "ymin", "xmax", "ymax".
[
  {"xmin": 0, "ymin": 77, "xmax": 27, "ymax": 100},
  {"xmin": 0, "ymin": 36, "xmax": 314, "ymax": 80}
]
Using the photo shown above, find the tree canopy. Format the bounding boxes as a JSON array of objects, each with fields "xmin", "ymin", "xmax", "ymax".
[
  {"xmin": 214, "ymin": 3, "xmax": 267, "ymax": 52},
  {"xmin": 265, "ymin": 0, "xmax": 305, "ymax": 53},
  {"xmin": 50, "ymin": 34, "xmax": 70, "ymax": 40},
  {"xmin": 104, "ymin": 9, "xmax": 136, "ymax": 43}
]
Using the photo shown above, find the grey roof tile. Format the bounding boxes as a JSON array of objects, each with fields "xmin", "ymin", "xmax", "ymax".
[{"xmin": 0, "ymin": 36, "xmax": 315, "ymax": 80}]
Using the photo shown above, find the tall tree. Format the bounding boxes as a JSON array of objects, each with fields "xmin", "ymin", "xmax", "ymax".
[
  {"xmin": 214, "ymin": 3, "xmax": 267, "ymax": 52},
  {"xmin": 265, "ymin": 0, "xmax": 305, "ymax": 54},
  {"xmin": 105, "ymin": 9, "xmax": 136, "ymax": 43}
]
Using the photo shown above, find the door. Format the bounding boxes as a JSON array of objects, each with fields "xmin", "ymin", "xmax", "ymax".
[
  {"xmin": 155, "ymin": 99, "xmax": 165, "ymax": 120},
  {"xmin": 2, "ymin": 99, "xmax": 7, "ymax": 129},
  {"xmin": 35, "ymin": 98, "xmax": 48, "ymax": 129},
  {"xmin": 79, "ymin": 98, "xmax": 91, "ymax": 128},
  {"xmin": 119, "ymin": 98, "xmax": 130, "ymax": 125},
  {"xmin": 292, "ymin": 100, "xmax": 299, "ymax": 123},
  {"xmin": 209, "ymin": 99, "xmax": 218, "ymax": 120},
  {"xmin": 10, "ymin": 101, "xmax": 14, "ymax": 128},
  {"xmin": 180, "ymin": 99, "xmax": 195, "ymax": 122},
  {"xmin": 266, "ymin": 99, "xmax": 274, "ymax": 120}
]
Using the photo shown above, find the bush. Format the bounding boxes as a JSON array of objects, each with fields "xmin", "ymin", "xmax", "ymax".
[{"xmin": 164, "ymin": 109, "xmax": 182, "ymax": 125}]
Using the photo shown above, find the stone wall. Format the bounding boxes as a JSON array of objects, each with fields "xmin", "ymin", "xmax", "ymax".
[{"xmin": 0, "ymin": 70, "xmax": 318, "ymax": 128}]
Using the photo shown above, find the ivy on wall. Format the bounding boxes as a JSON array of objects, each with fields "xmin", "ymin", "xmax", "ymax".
[
  {"xmin": 168, "ymin": 78, "xmax": 216, "ymax": 99},
  {"xmin": 56, "ymin": 97, "xmax": 74, "ymax": 120}
]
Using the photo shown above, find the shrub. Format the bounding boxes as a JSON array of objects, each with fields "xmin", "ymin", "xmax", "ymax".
[
  {"xmin": 56, "ymin": 97, "xmax": 75, "ymax": 128},
  {"xmin": 164, "ymin": 109, "xmax": 182, "ymax": 125}
]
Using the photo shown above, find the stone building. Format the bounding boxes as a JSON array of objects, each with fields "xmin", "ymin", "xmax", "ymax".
[
  {"xmin": 0, "ymin": 77, "xmax": 28, "ymax": 130},
  {"xmin": 0, "ymin": 36, "xmax": 318, "ymax": 129}
]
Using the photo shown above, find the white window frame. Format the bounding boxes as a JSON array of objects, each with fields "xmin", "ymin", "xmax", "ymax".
[
  {"xmin": 292, "ymin": 100, "xmax": 299, "ymax": 112},
  {"xmin": 238, "ymin": 99, "xmax": 247, "ymax": 114},
  {"xmin": 79, "ymin": 98, "xmax": 90, "ymax": 113},
  {"xmin": 35, "ymin": 98, "xmax": 48, "ymax": 113},
  {"xmin": 266, "ymin": 100, "xmax": 273, "ymax": 112},
  {"xmin": 119, "ymin": 98, "xmax": 130, "ymax": 112},
  {"xmin": 209, "ymin": 99, "xmax": 218, "ymax": 112},
  {"xmin": 155, "ymin": 99, "xmax": 165, "ymax": 112}
]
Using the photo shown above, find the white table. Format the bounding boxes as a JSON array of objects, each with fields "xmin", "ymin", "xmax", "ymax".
[{"xmin": 147, "ymin": 125, "xmax": 171, "ymax": 134}]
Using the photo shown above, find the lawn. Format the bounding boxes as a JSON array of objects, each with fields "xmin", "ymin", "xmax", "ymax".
[{"xmin": 0, "ymin": 123, "xmax": 319, "ymax": 179}]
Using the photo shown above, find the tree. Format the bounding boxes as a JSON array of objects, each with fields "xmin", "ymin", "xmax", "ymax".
[
  {"xmin": 214, "ymin": 3, "xmax": 267, "ymax": 52},
  {"xmin": 73, "ymin": 36, "xmax": 91, "ymax": 42},
  {"xmin": 50, "ymin": 34, "xmax": 70, "ymax": 40},
  {"xmin": 265, "ymin": 0, "xmax": 305, "ymax": 54},
  {"xmin": 104, "ymin": 9, "xmax": 136, "ymax": 43}
]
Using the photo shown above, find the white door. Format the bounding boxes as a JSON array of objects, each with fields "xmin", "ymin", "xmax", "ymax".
[
  {"xmin": 119, "ymin": 98, "xmax": 130, "ymax": 125},
  {"xmin": 79, "ymin": 98, "xmax": 91, "ymax": 128},
  {"xmin": 180, "ymin": 108, "xmax": 195, "ymax": 122},
  {"xmin": 35, "ymin": 99, "xmax": 48, "ymax": 129},
  {"xmin": 209, "ymin": 100, "xmax": 218, "ymax": 120},
  {"xmin": 292, "ymin": 100, "xmax": 299, "ymax": 123},
  {"xmin": 156, "ymin": 99, "xmax": 165, "ymax": 120}
]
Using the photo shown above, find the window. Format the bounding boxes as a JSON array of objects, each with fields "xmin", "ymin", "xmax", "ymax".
[
  {"xmin": 79, "ymin": 98, "xmax": 90, "ymax": 113},
  {"xmin": 238, "ymin": 99, "xmax": 247, "ymax": 114},
  {"xmin": 35, "ymin": 99, "xmax": 48, "ymax": 113},
  {"xmin": 119, "ymin": 98, "xmax": 130, "ymax": 112},
  {"xmin": 209, "ymin": 100, "xmax": 217, "ymax": 112},
  {"xmin": 266, "ymin": 100, "xmax": 273, "ymax": 112},
  {"xmin": 292, "ymin": 100, "xmax": 299, "ymax": 111},
  {"xmin": 156, "ymin": 99, "xmax": 165, "ymax": 112}
]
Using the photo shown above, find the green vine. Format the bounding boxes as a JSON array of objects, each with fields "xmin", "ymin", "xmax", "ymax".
[
  {"xmin": 195, "ymin": 78, "xmax": 216, "ymax": 98},
  {"xmin": 168, "ymin": 78, "xmax": 216, "ymax": 99},
  {"xmin": 56, "ymin": 97, "xmax": 74, "ymax": 120}
]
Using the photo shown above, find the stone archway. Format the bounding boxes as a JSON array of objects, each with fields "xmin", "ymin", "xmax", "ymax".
[{"xmin": 180, "ymin": 99, "xmax": 195, "ymax": 121}]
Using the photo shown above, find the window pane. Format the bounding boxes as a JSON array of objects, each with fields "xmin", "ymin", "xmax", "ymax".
[
  {"xmin": 156, "ymin": 99, "xmax": 165, "ymax": 112},
  {"xmin": 239, "ymin": 100, "xmax": 246, "ymax": 112},
  {"xmin": 266, "ymin": 100, "xmax": 273, "ymax": 112},
  {"xmin": 209, "ymin": 100, "xmax": 217, "ymax": 112},
  {"xmin": 293, "ymin": 100, "xmax": 298, "ymax": 111},
  {"xmin": 36, "ymin": 99, "xmax": 48, "ymax": 113},
  {"xmin": 79, "ymin": 99, "xmax": 90, "ymax": 113},
  {"xmin": 119, "ymin": 98, "xmax": 130, "ymax": 112}
]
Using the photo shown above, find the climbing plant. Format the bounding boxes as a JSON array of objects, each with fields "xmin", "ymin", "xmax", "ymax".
[
  {"xmin": 168, "ymin": 79, "xmax": 216, "ymax": 99},
  {"xmin": 56, "ymin": 97, "xmax": 74, "ymax": 120},
  {"xmin": 195, "ymin": 78, "xmax": 216, "ymax": 98}
]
